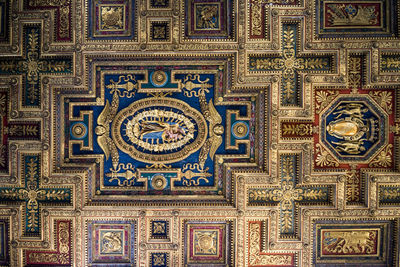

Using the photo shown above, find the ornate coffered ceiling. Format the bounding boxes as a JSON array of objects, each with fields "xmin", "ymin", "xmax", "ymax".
[{"xmin": 0, "ymin": 0, "xmax": 399, "ymax": 266}]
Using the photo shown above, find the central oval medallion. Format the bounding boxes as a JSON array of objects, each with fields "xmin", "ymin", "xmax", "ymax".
[{"xmin": 112, "ymin": 98, "xmax": 208, "ymax": 164}]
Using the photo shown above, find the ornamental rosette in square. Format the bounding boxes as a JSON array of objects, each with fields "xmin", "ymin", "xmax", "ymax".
[
  {"xmin": 53, "ymin": 54, "xmax": 267, "ymax": 206},
  {"xmin": 86, "ymin": 0, "xmax": 137, "ymax": 41},
  {"xmin": 182, "ymin": 219, "xmax": 235, "ymax": 266}
]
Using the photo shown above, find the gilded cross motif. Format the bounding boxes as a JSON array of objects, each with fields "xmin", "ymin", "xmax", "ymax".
[
  {"xmin": 248, "ymin": 22, "xmax": 334, "ymax": 106},
  {"xmin": 0, "ymin": 154, "xmax": 72, "ymax": 236},
  {"xmin": 0, "ymin": 26, "xmax": 72, "ymax": 107},
  {"xmin": 248, "ymin": 154, "xmax": 333, "ymax": 238}
]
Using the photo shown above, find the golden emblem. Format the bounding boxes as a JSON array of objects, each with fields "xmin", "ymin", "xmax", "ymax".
[
  {"xmin": 194, "ymin": 231, "xmax": 217, "ymax": 254},
  {"xmin": 151, "ymin": 175, "xmax": 168, "ymax": 190},
  {"xmin": 326, "ymin": 103, "xmax": 375, "ymax": 155},
  {"xmin": 100, "ymin": 6, "xmax": 124, "ymax": 30},
  {"xmin": 101, "ymin": 231, "xmax": 123, "ymax": 254},
  {"xmin": 197, "ymin": 5, "xmax": 218, "ymax": 29}
]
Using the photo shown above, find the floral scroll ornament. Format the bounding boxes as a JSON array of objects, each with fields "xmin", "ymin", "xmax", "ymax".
[
  {"xmin": 28, "ymin": 0, "xmax": 71, "ymax": 39},
  {"xmin": 250, "ymin": 0, "xmax": 263, "ymax": 36},
  {"xmin": 381, "ymin": 56, "xmax": 400, "ymax": 70},
  {"xmin": 282, "ymin": 123, "xmax": 312, "ymax": 136},
  {"xmin": 315, "ymin": 90, "xmax": 339, "ymax": 114},
  {"xmin": 380, "ymin": 186, "xmax": 400, "ymax": 200},
  {"xmin": 181, "ymin": 163, "xmax": 212, "ymax": 186},
  {"xmin": 106, "ymin": 74, "xmax": 137, "ymax": 98},
  {"xmin": 95, "ymin": 91, "xmax": 120, "ymax": 170},
  {"xmin": 369, "ymin": 91, "xmax": 393, "ymax": 114},
  {"xmin": 106, "ymin": 163, "xmax": 137, "ymax": 186},
  {"xmin": 27, "ymin": 221, "xmax": 71, "ymax": 264},
  {"xmin": 369, "ymin": 144, "xmax": 393, "ymax": 168},
  {"xmin": 248, "ymin": 222, "xmax": 294, "ymax": 266},
  {"xmin": 181, "ymin": 74, "xmax": 223, "ymax": 170},
  {"xmin": 315, "ymin": 143, "xmax": 339, "ymax": 167}
]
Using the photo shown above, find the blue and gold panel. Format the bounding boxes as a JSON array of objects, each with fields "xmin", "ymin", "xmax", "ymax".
[
  {"xmin": 86, "ymin": 219, "xmax": 136, "ymax": 266},
  {"xmin": 184, "ymin": 0, "xmax": 236, "ymax": 41},
  {"xmin": 182, "ymin": 219, "xmax": 234, "ymax": 266},
  {"xmin": 315, "ymin": 0, "xmax": 399, "ymax": 39},
  {"xmin": 56, "ymin": 54, "xmax": 266, "ymax": 206},
  {"xmin": 313, "ymin": 219, "xmax": 399, "ymax": 266},
  {"xmin": 86, "ymin": 0, "xmax": 136, "ymax": 41},
  {"xmin": 69, "ymin": 111, "xmax": 93, "ymax": 151},
  {"xmin": 148, "ymin": 18, "xmax": 172, "ymax": 43}
]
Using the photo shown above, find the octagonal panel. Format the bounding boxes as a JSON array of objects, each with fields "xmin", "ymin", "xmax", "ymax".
[{"xmin": 320, "ymin": 96, "xmax": 387, "ymax": 162}]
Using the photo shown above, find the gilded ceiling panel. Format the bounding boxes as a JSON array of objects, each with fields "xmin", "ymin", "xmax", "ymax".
[{"xmin": 0, "ymin": 0, "xmax": 399, "ymax": 266}]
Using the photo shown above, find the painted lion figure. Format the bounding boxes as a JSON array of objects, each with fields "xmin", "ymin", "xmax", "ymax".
[{"xmin": 323, "ymin": 230, "xmax": 376, "ymax": 254}]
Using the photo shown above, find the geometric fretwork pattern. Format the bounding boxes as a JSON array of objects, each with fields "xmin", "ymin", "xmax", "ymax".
[{"xmin": 1, "ymin": 0, "xmax": 400, "ymax": 265}]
